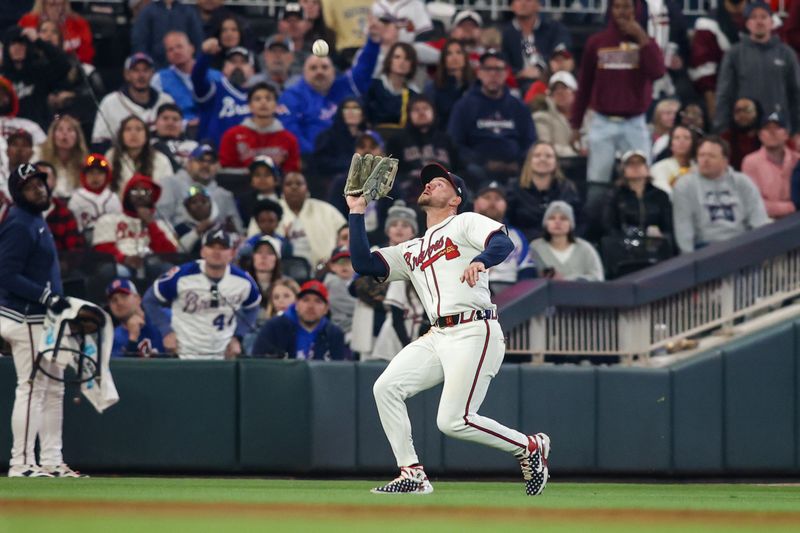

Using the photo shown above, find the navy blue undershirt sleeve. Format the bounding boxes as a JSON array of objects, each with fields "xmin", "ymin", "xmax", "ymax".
[
  {"xmin": 472, "ymin": 231, "xmax": 514, "ymax": 269},
  {"xmin": 348, "ymin": 213, "xmax": 389, "ymax": 278}
]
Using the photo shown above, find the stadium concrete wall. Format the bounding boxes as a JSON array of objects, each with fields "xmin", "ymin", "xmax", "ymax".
[{"xmin": 1, "ymin": 319, "xmax": 799, "ymax": 476}]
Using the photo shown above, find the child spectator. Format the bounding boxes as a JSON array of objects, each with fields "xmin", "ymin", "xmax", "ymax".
[
  {"xmin": 67, "ymin": 153, "xmax": 122, "ymax": 240},
  {"xmin": 266, "ymin": 277, "xmax": 300, "ymax": 318},
  {"xmin": 237, "ymin": 156, "xmax": 280, "ymax": 227},
  {"xmin": 322, "ymin": 246, "xmax": 356, "ymax": 339},
  {"xmin": 106, "ymin": 279, "xmax": 164, "ymax": 358},
  {"xmin": 241, "ymin": 198, "xmax": 292, "ymax": 259},
  {"xmin": 218, "ymin": 83, "xmax": 300, "ymax": 172}
]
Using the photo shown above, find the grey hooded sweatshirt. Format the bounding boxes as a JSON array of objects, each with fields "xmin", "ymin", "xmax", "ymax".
[{"xmin": 714, "ymin": 35, "xmax": 800, "ymax": 133}]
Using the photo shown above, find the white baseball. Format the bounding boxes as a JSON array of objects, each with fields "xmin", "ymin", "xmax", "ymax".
[{"xmin": 312, "ymin": 39, "xmax": 329, "ymax": 57}]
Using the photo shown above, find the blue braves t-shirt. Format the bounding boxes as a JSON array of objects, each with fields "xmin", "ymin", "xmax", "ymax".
[{"xmin": 111, "ymin": 318, "xmax": 166, "ymax": 358}]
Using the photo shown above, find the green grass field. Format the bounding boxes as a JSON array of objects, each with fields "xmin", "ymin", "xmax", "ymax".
[{"xmin": 2, "ymin": 477, "xmax": 800, "ymax": 532}]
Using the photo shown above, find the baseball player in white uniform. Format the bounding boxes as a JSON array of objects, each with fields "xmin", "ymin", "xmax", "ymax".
[{"xmin": 347, "ymin": 163, "xmax": 550, "ymax": 496}]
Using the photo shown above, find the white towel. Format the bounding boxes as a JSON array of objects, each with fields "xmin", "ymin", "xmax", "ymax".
[{"xmin": 38, "ymin": 297, "xmax": 119, "ymax": 413}]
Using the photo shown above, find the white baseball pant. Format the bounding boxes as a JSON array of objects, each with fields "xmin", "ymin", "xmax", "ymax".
[
  {"xmin": 373, "ymin": 319, "xmax": 528, "ymax": 467},
  {"xmin": 1, "ymin": 317, "xmax": 65, "ymax": 467}
]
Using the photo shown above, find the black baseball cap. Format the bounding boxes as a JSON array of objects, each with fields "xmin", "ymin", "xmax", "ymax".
[
  {"xmin": 283, "ymin": 2, "xmax": 303, "ymax": 19},
  {"xmin": 249, "ymin": 155, "xmax": 278, "ymax": 174},
  {"xmin": 420, "ymin": 163, "xmax": 466, "ymax": 209},
  {"xmin": 479, "ymin": 48, "xmax": 505, "ymax": 64},
  {"xmin": 761, "ymin": 111, "xmax": 788, "ymax": 129},
  {"xmin": 226, "ymin": 46, "xmax": 254, "ymax": 64},
  {"xmin": 478, "ymin": 180, "xmax": 506, "ymax": 199},
  {"xmin": 202, "ymin": 229, "xmax": 234, "ymax": 248}
]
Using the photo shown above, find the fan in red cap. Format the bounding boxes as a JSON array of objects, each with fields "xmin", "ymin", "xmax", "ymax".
[{"xmin": 251, "ymin": 278, "xmax": 347, "ymax": 360}]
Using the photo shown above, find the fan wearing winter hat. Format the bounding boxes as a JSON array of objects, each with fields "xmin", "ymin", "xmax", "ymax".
[
  {"xmin": 67, "ymin": 154, "xmax": 122, "ymax": 238},
  {"xmin": 527, "ymin": 200, "xmax": 604, "ymax": 281}
]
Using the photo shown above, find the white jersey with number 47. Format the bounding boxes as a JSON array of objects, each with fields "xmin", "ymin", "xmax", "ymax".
[
  {"xmin": 153, "ymin": 260, "xmax": 260, "ymax": 358},
  {"xmin": 375, "ymin": 213, "xmax": 505, "ymax": 323}
]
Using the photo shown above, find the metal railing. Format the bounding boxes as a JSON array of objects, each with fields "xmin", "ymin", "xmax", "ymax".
[{"xmin": 505, "ymin": 248, "xmax": 800, "ymax": 364}]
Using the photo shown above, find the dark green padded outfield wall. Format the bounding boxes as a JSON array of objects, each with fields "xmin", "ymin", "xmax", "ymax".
[{"xmin": 1, "ymin": 318, "xmax": 798, "ymax": 475}]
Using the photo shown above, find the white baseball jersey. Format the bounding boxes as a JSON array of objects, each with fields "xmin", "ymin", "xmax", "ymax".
[
  {"xmin": 92, "ymin": 213, "xmax": 177, "ymax": 255},
  {"xmin": 375, "ymin": 212, "xmax": 504, "ymax": 323},
  {"xmin": 371, "ymin": 0, "xmax": 433, "ymax": 43},
  {"xmin": 153, "ymin": 260, "xmax": 261, "ymax": 359},
  {"xmin": 67, "ymin": 187, "xmax": 123, "ymax": 232},
  {"xmin": 91, "ymin": 90, "xmax": 174, "ymax": 145}
]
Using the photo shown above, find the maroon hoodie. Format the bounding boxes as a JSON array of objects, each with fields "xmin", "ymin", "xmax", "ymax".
[{"xmin": 571, "ymin": 10, "xmax": 666, "ymax": 129}]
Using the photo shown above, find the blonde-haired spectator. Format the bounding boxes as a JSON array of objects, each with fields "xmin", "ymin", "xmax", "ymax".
[
  {"xmin": 507, "ymin": 142, "xmax": 581, "ymax": 241},
  {"xmin": 18, "ymin": 0, "xmax": 95, "ymax": 64},
  {"xmin": 33, "ymin": 114, "xmax": 88, "ymax": 198},
  {"xmin": 650, "ymin": 98, "xmax": 681, "ymax": 160}
]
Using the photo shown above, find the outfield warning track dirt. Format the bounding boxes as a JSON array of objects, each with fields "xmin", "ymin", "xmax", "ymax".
[{"xmin": 2, "ymin": 499, "xmax": 800, "ymax": 527}]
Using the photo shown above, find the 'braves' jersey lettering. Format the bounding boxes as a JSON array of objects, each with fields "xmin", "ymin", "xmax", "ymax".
[
  {"xmin": 153, "ymin": 260, "xmax": 260, "ymax": 359},
  {"xmin": 376, "ymin": 212, "xmax": 504, "ymax": 321}
]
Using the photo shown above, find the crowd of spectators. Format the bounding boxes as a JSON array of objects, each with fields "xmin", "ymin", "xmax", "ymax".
[{"xmin": 0, "ymin": 0, "xmax": 799, "ymax": 361}]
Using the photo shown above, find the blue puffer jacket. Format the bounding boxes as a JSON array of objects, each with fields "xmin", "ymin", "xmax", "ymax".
[{"xmin": 278, "ymin": 39, "xmax": 380, "ymax": 154}]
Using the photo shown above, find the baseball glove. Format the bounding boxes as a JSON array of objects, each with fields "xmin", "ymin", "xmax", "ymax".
[{"xmin": 343, "ymin": 153, "xmax": 399, "ymax": 203}]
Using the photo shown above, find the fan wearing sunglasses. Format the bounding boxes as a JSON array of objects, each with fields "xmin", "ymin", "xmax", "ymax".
[{"xmin": 143, "ymin": 229, "xmax": 261, "ymax": 359}]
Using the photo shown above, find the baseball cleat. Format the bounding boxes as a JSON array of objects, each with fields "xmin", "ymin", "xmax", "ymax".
[
  {"xmin": 370, "ymin": 465, "xmax": 434, "ymax": 494},
  {"xmin": 7, "ymin": 465, "xmax": 55, "ymax": 478},
  {"xmin": 519, "ymin": 433, "xmax": 550, "ymax": 496},
  {"xmin": 40, "ymin": 464, "xmax": 89, "ymax": 478}
]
